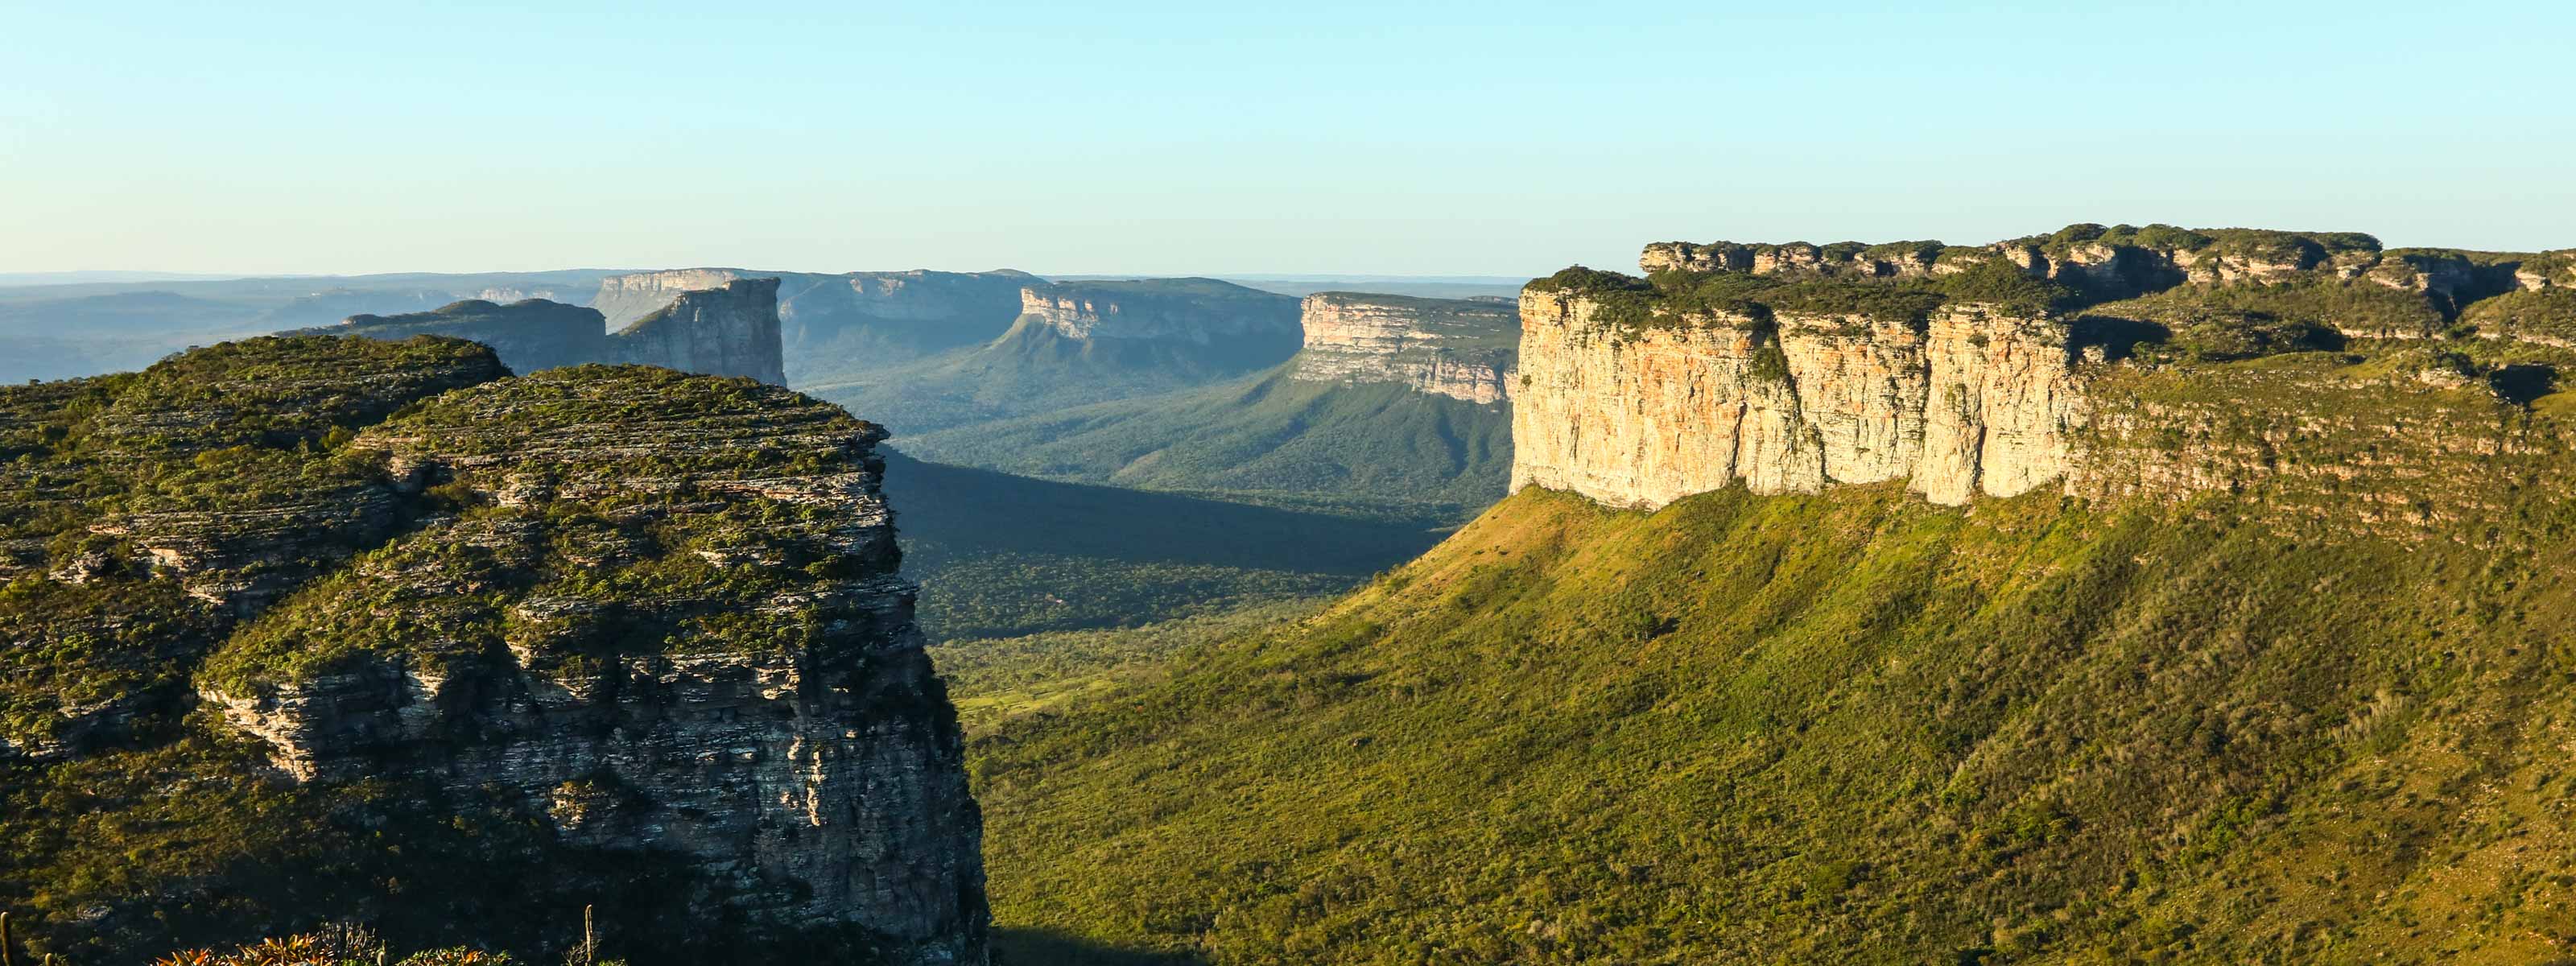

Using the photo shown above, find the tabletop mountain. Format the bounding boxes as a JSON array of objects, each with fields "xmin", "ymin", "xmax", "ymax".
[{"xmin": 0, "ymin": 336, "xmax": 985, "ymax": 966}]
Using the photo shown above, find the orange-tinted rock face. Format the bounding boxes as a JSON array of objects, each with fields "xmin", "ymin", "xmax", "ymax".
[{"xmin": 1508, "ymin": 291, "xmax": 2084, "ymax": 508}]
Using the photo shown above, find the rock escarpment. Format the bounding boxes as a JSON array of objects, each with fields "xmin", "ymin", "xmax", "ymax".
[
  {"xmin": 312, "ymin": 280, "xmax": 788, "ymax": 385},
  {"xmin": 595, "ymin": 269, "xmax": 1034, "ymax": 384},
  {"xmin": 1511, "ymin": 291, "xmax": 2079, "ymax": 508},
  {"xmin": 1289, "ymin": 292, "xmax": 1517, "ymax": 404},
  {"xmin": 0, "ymin": 338, "xmax": 987, "ymax": 965},
  {"xmin": 607, "ymin": 277, "xmax": 787, "ymax": 384},
  {"xmin": 593, "ymin": 268, "xmax": 758, "ymax": 328},
  {"xmin": 1517, "ymin": 225, "xmax": 2576, "ymax": 518},
  {"xmin": 1018, "ymin": 279, "xmax": 1302, "ymax": 345}
]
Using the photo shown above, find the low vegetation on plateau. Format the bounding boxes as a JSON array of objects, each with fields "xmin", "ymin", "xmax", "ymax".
[{"xmin": 2, "ymin": 336, "xmax": 957, "ymax": 966}]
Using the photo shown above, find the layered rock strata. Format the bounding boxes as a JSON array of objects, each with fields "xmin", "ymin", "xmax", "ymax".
[
  {"xmin": 0, "ymin": 337, "xmax": 987, "ymax": 963},
  {"xmin": 608, "ymin": 277, "xmax": 787, "ymax": 383},
  {"xmin": 195, "ymin": 365, "xmax": 982, "ymax": 962},
  {"xmin": 1520, "ymin": 225, "xmax": 2575, "ymax": 524},
  {"xmin": 1511, "ymin": 293, "xmax": 2080, "ymax": 508},
  {"xmin": 1289, "ymin": 292, "xmax": 1517, "ymax": 404}
]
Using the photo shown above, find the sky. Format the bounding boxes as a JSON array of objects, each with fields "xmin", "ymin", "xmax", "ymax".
[{"xmin": 3, "ymin": 0, "xmax": 2573, "ymax": 279}]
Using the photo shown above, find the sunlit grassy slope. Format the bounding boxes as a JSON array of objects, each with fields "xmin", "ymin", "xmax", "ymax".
[{"xmin": 972, "ymin": 483, "xmax": 2576, "ymax": 964}]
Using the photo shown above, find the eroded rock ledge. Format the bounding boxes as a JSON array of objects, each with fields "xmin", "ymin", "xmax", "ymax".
[
  {"xmin": 180, "ymin": 363, "xmax": 983, "ymax": 964},
  {"xmin": 1289, "ymin": 292, "xmax": 1517, "ymax": 404},
  {"xmin": 1515, "ymin": 225, "xmax": 2576, "ymax": 525}
]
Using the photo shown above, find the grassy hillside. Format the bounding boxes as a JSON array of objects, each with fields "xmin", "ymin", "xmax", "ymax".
[
  {"xmin": 972, "ymin": 481, "xmax": 2576, "ymax": 964},
  {"xmin": 895, "ymin": 368, "xmax": 1513, "ymax": 513},
  {"xmin": 881, "ymin": 452, "xmax": 1446, "ymax": 641}
]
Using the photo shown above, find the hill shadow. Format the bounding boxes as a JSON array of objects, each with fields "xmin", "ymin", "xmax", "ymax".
[
  {"xmin": 993, "ymin": 927, "xmax": 1204, "ymax": 966},
  {"xmin": 881, "ymin": 451, "xmax": 1447, "ymax": 576}
]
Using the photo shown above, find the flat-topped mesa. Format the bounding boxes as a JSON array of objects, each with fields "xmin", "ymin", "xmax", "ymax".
[
  {"xmin": 608, "ymin": 276, "xmax": 786, "ymax": 384},
  {"xmin": 310, "ymin": 278, "xmax": 789, "ymax": 385},
  {"xmin": 1522, "ymin": 225, "xmax": 2576, "ymax": 526},
  {"xmin": 193, "ymin": 365, "xmax": 985, "ymax": 962},
  {"xmin": 592, "ymin": 268, "xmax": 754, "ymax": 328},
  {"xmin": 318, "ymin": 299, "xmax": 608, "ymax": 374},
  {"xmin": 1018, "ymin": 279, "xmax": 1302, "ymax": 345},
  {"xmin": 1289, "ymin": 292, "xmax": 1518, "ymax": 404},
  {"xmin": 1512, "ymin": 279, "xmax": 2080, "ymax": 509}
]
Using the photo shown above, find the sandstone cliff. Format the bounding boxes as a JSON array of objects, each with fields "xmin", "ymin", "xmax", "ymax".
[
  {"xmin": 1516, "ymin": 225, "xmax": 2576, "ymax": 521},
  {"xmin": 0, "ymin": 338, "xmax": 987, "ymax": 965},
  {"xmin": 593, "ymin": 268, "xmax": 755, "ymax": 328},
  {"xmin": 312, "ymin": 279, "xmax": 788, "ymax": 386},
  {"xmin": 1288, "ymin": 292, "xmax": 1517, "ymax": 404},
  {"xmin": 594, "ymin": 269, "xmax": 1034, "ymax": 385},
  {"xmin": 608, "ymin": 277, "xmax": 786, "ymax": 383},
  {"xmin": 1511, "ymin": 291, "xmax": 2079, "ymax": 508}
]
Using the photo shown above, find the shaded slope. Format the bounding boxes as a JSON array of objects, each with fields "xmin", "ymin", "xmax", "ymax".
[
  {"xmin": 897, "ymin": 368, "xmax": 1513, "ymax": 513},
  {"xmin": 973, "ymin": 481, "xmax": 2576, "ymax": 964},
  {"xmin": 880, "ymin": 452, "xmax": 1444, "ymax": 640}
]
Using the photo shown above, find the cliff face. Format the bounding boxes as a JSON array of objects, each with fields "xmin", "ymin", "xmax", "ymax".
[
  {"xmin": 593, "ymin": 269, "xmax": 754, "ymax": 328},
  {"xmin": 0, "ymin": 340, "xmax": 986, "ymax": 965},
  {"xmin": 313, "ymin": 280, "xmax": 788, "ymax": 386},
  {"xmin": 593, "ymin": 269, "xmax": 1033, "ymax": 385},
  {"xmin": 1510, "ymin": 294, "xmax": 2080, "ymax": 508},
  {"xmin": 1517, "ymin": 225, "xmax": 2576, "ymax": 521},
  {"xmin": 1018, "ymin": 279, "xmax": 1302, "ymax": 345},
  {"xmin": 609, "ymin": 278, "xmax": 787, "ymax": 383},
  {"xmin": 1289, "ymin": 293, "xmax": 1517, "ymax": 404}
]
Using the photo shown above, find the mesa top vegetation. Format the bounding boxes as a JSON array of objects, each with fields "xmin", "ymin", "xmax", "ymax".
[{"xmin": 1537, "ymin": 223, "xmax": 2576, "ymax": 353}]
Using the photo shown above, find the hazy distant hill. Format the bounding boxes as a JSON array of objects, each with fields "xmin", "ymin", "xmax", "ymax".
[
  {"xmin": 898, "ymin": 291, "xmax": 1521, "ymax": 512},
  {"xmin": 0, "ymin": 270, "xmax": 622, "ymax": 383},
  {"xmin": 805, "ymin": 277, "xmax": 1302, "ymax": 436}
]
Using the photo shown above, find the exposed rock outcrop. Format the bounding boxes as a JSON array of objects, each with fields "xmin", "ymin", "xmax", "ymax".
[
  {"xmin": 1518, "ymin": 225, "xmax": 2574, "ymax": 525},
  {"xmin": 1289, "ymin": 292, "xmax": 1517, "ymax": 404},
  {"xmin": 1510, "ymin": 291, "xmax": 2081, "ymax": 508},
  {"xmin": 593, "ymin": 268, "xmax": 755, "ymax": 328},
  {"xmin": 594, "ymin": 268, "xmax": 1035, "ymax": 384},
  {"xmin": 1, "ymin": 340, "xmax": 988, "ymax": 964},
  {"xmin": 608, "ymin": 277, "xmax": 786, "ymax": 383},
  {"xmin": 312, "ymin": 281, "xmax": 787, "ymax": 385}
]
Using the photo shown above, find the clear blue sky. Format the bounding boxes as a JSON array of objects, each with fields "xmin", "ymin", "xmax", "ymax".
[{"xmin": 4, "ymin": 0, "xmax": 2571, "ymax": 278}]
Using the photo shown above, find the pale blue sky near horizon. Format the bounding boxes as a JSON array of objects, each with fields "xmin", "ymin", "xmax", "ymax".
[{"xmin": 3, "ymin": 0, "xmax": 2571, "ymax": 279}]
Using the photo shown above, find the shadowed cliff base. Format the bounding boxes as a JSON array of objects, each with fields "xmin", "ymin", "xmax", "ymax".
[{"xmin": 993, "ymin": 928, "xmax": 1205, "ymax": 965}]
